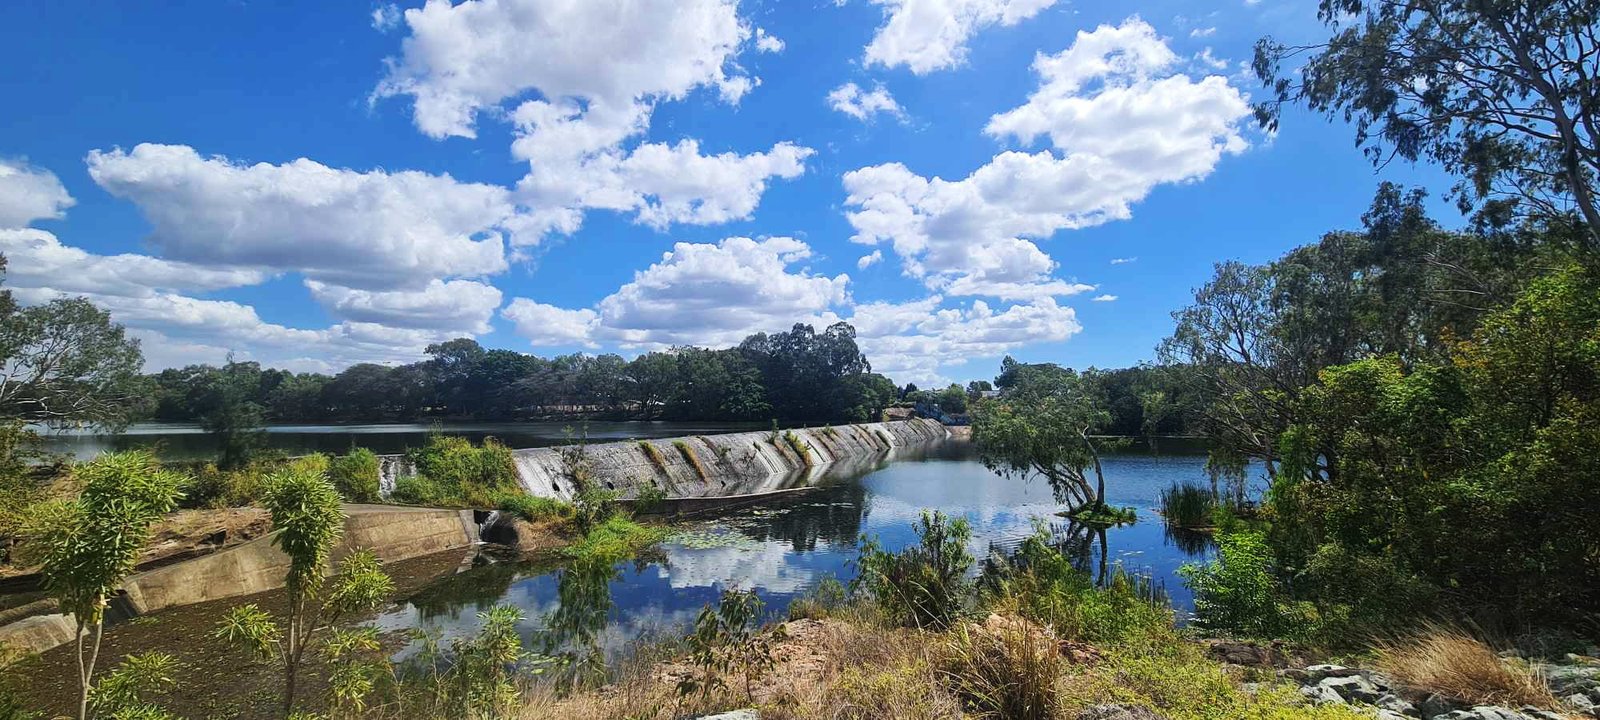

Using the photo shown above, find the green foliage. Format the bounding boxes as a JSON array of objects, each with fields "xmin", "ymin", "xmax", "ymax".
[
  {"xmin": 262, "ymin": 466, "xmax": 346, "ymax": 600},
  {"xmin": 562, "ymin": 514, "xmax": 666, "ymax": 564},
  {"xmin": 319, "ymin": 627, "xmax": 385, "ymax": 719},
  {"xmin": 631, "ymin": 482, "xmax": 668, "ymax": 514},
  {"xmin": 571, "ymin": 487, "xmax": 619, "ymax": 535},
  {"xmin": 0, "ymin": 422, "xmax": 50, "ymax": 551},
  {"xmin": 1181, "ymin": 531, "xmax": 1309, "ymax": 640},
  {"xmin": 787, "ymin": 576, "xmax": 850, "ymax": 621},
  {"xmin": 91, "ymin": 652, "xmax": 181, "ymax": 719},
  {"xmin": 942, "ymin": 617, "xmax": 1061, "ymax": 720},
  {"xmin": 494, "ymin": 492, "xmax": 571, "ymax": 523},
  {"xmin": 1159, "ymin": 482, "xmax": 1216, "ymax": 529},
  {"xmin": 677, "ymin": 589, "xmax": 784, "ymax": 704},
  {"xmin": 982, "ymin": 523, "xmax": 1173, "ymax": 648},
  {"xmin": 972, "ymin": 365, "xmax": 1122, "ymax": 509},
  {"xmin": 0, "ymin": 263, "xmax": 147, "ymax": 429},
  {"xmin": 326, "ymin": 448, "xmax": 380, "ymax": 504},
  {"xmin": 401, "ymin": 435, "xmax": 520, "ymax": 508},
  {"xmin": 856, "ymin": 510, "xmax": 974, "ymax": 630}
]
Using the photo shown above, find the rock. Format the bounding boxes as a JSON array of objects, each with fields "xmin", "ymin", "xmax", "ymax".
[
  {"xmin": 1546, "ymin": 664, "xmax": 1600, "ymax": 695},
  {"xmin": 1075, "ymin": 705, "xmax": 1169, "ymax": 720},
  {"xmin": 1375, "ymin": 691, "xmax": 1418, "ymax": 715},
  {"xmin": 1565, "ymin": 692, "xmax": 1597, "ymax": 714},
  {"xmin": 1060, "ymin": 640, "xmax": 1104, "ymax": 665},
  {"xmin": 1376, "ymin": 712, "xmax": 1412, "ymax": 720},
  {"xmin": 1516, "ymin": 707, "xmax": 1566, "ymax": 720},
  {"xmin": 1301, "ymin": 683, "xmax": 1346, "ymax": 705},
  {"xmin": 1431, "ymin": 706, "xmax": 1536, "ymax": 720},
  {"xmin": 692, "ymin": 712, "xmax": 759, "ymax": 720},
  {"xmin": 1206, "ymin": 640, "xmax": 1286, "ymax": 667},
  {"xmin": 1498, "ymin": 649, "xmax": 1524, "ymax": 659},
  {"xmin": 1420, "ymin": 693, "xmax": 1461, "ymax": 718},
  {"xmin": 1305, "ymin": 664, "xmax": 1362, "ymax": 682},
  {"xmin": 1319, "ymin": 674, "xmax": 1383, "ymax": 703}
]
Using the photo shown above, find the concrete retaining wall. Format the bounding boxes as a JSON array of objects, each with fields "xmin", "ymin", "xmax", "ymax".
[
  {"xmin": 378, "ymin": 418, "xmax": 948, "ymax": 501},
  {"xmin": 0, "ymin": 505, "xmax": 478, "ymax": 655}
]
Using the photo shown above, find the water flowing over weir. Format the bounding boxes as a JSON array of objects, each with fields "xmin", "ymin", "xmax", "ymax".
[{"xmin": 376, "ymin": 419, "xmax": 949, "ymax": 501}]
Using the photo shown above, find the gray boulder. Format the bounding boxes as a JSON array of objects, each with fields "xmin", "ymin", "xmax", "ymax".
[
  {"xmin": 692, "ymin": 711, "xmax": 760, "ymax": 720},
  {"xmin": 1431, "ymin": 706, "xmax": 1536, "ymax": 720},
  {"xmin": 1304, "ymin": 664, "xmax": 1362, "ymax": 682},
  {"xmin": 1319, "ymin": 674, "xmax": 1383, "ymax": 703},
  {"xmin": 1301, "ymin": 683, "xmax": 1346, "ymax": 705},
  {"xmin": 1374, "ymin": 691, "xmax": 1418, "ymax": 715}
]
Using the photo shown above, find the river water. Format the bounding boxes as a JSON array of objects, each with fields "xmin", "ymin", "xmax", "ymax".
[{"xmin": 370, "ymin": 441, "xmax": 1246, "ymax": 666}]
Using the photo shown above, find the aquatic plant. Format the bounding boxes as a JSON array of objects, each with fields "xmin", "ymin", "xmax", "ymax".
[
  {"xmin": 1159, "ymin": 481, "xmax": 1216, "ymax": 529},
  {"xmin": 495, "ymin": 492, "xmax": 571, "ymax": 523}
]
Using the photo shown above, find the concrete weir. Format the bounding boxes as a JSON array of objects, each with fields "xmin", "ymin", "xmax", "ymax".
[
  {"xmin": 0, "ymin": 505, "xmax": 480, "ymax": 655},
  {"xmin": 378, "ymin": 418, "xmax": 949, "ymax": 501}
]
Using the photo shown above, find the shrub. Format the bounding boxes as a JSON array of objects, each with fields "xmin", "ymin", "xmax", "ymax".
[
  {"xmin": 788, "ymin": 576, "xmax": 850, "ymax": 621},
  {"xmin": 632, "ymin": 482, "xmax": 668, "ymax": 514},
  {"xmin": 389, "ymin": 475, "xmax": 448, "ymax": 506},
  {"xmin": 402, "ymin": 436, "xmax": 520, "ymax": 508},
  {"xmin": 678, "ymin": 589, "xmax": 784, "ymax": 704},
  {"xmin": 327, "ymin": 448, "xmax": 380, "ymax": 503},
  {"xmin": 563, "ymin": 515, "xmax": 666, "ymax": 564},
  {"xmin": 942, "ymin": 614, "xmax": 1063, "ymax": 720},
  {"xmin": 1373, "ymin": 626, "xmax": 1557, "ymax": 709},
  {"xmin": 982, "ymin": 524, "xmax": 1173, "ymax": 648},
  {"xmin": 495, "ymin": 492, "xmax": 571, "ymax": 523},
  {"xmin": 1180, "ymin": 531, "xmax": 1310, "ymax": 640},
  {"xmin": 856, "ymin": 510, "xmax": 973, "ymax": 630},
  {"xmin": 1160, "ymin": 481, "xmax": 1216, "ymax": 529},
  {"xmin": 572, "ymin": 487, "xmax": 620, "ymax": 535}
]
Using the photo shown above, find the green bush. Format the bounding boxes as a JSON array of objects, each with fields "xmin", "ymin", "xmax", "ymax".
[
  {"xmin": 983, "ymin": 524, "xmax": 1173, "ymax": 648},
  {"xmin": 856, "ymin": 510, "xmax": 973, "ymax": 630},
  {"xmin": 402, "ymin": 436, "xmax": 520, "ymax": 508},
  {"xmin": 327, "ymin": 448, "xmax": 380, "ymax": 503},
  {"xmin": 389, "ymin": 475, "xmax": 449, "ymax": 506},
  {"xmin": 495, "ymin": 492, "xmax": 571, "ymax": 523},
  {"xmin": 788, "ymin": 576, "xmax": 851, "ymax": 620},
  {"xmin": 563, "ymin": 515, "xmax": 666, "ymax": 564},
  {"xmin": 1180, "ymin": 531, "xmax": 1311, "ymax": 640}
]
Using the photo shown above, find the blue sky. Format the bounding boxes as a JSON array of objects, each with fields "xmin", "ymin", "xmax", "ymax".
[{"xmin": 0, "ymin": 0, "xmax": 1454, "ymax": 385}]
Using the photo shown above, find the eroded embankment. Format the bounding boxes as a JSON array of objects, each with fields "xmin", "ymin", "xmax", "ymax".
[{"xmin": 378, "ymin": 418, "xmax": 949, "ymax": 501}]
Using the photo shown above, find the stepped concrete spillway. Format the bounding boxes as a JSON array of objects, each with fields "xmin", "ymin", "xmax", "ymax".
[{"xmin": 377, "ymin": 418, "xmax": 950, "ymax": 500}]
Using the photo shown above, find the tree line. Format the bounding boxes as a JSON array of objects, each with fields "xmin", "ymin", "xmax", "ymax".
[{"xmin": 146, "ymin": 322, "xmax": 901, "ymax": 426}]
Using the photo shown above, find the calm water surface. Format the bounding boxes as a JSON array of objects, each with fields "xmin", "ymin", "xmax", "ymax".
[
  {"xmin": 372, "ymin": 442, "xmax": 1258, "ymax": 665},
  {"xmin": 39, "ymin": 421, "xmax": 765, "ymax": 460}
]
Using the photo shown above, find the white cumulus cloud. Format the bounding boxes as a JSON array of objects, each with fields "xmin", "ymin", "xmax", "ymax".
[
  {"xmin": 827, "ymin": 82, "xmax": 904, "ymax": 121},
  {"xmin": 843, "ymin": 17, "xmax": 1250, "ymax": 301},
  {"xmin": 0, "ymin": 160, "xmax": 75, "ymax": 229},
  {"xmin": 863, "ymin": 0, "xmax": 1060, "ymax": 74},
  {"xmin": 86, "ymin": 143, "xmax": 515, "ymax": 290}
]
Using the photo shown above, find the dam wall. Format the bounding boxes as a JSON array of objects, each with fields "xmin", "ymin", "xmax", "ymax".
[{"xmin": 378, "ymin": 418, "xmax": 949, "ymax": 500}]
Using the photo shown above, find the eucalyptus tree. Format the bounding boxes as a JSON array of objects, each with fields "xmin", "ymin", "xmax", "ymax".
[
  {"xmin": 215, "ymin": 465, "xmax": 393, "ymax": 718},
  {"xmin": 1254, "ymin": 0, "xmax": 1600, "ymax": 252},
  {"xmin": 971, "ymin": 363, "xmax": 1118, "ymax": 512},
  {"xmin": 20, "ymin": 451, "xmax": 185, "ymax": 720}
]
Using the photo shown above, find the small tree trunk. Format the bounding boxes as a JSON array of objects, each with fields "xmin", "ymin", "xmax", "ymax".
[{"xmin": 75, "ymin": 620, "xmax": 88, "ymax": 720}]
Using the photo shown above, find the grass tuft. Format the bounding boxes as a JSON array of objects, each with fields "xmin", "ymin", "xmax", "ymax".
[
  {"xmin": 672, "ymin": 440, "xmax": 711, "ymax": 481},
  {"xmin": 1159, "ymin": 481, "xmax": 1215, "ymax": 529},
  {"xmin": 1372, "ymin": 625, "xmax": 1558, "ymax": 709},
  {"xmin": 638, "ymin": 441, "xmax": 667, "ymax": 474}
]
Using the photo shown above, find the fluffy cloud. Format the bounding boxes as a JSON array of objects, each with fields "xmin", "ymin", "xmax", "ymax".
[
  {"xmin": 593, "ymin": 236, "xmax": 849, "ymax": 349},
  {"xmin": 843, "ymin": 17, "xmax": 1250, "ymax": 299},
  {"xmin": 827, "ymin": 82, "xmax": 904, "ymax": 121},
  {"xmin": 306, "ymin": 278, "xmax": 502, "ymax": 334},
  {"xmin": 501, "ymin": 299, "xmax": 599, "ymax": 347},
  {"xmin": 754, "ymin": 28, "xmax": 785, "ymax": 53},
  {"xmin": 87, "ymin": 144, "xmax": 514, "ymax": 289},
  {"xmin": 851, "ymin": 296, "xmax": 1083, "ymax": 384},
  {"xmin": 376, "ymin": 0, "xmax": 812, "ymax": 243},
  {"xmin": 1092, "ymin": 293, "xmax": 1117, "ymax": 302},
  {"xmin": 0, "ymin": 228, "xmax": 266, "ymax": 297},
  {"xmin": 502, "ymin": 236, "xmax": 1082, "ymax": 385},
  {"xmin": 514, "ymin": 135, "xmax": 813, "ymax": 235},
  {"xmin": 857, "ymin": 250, "xmax": 884, "ymax": 269},
  {"xmin": 863, "ymin": 0, "xmax": 1059, "ymax": 74},
  {"xmin": 0, "ymin": 160, "xmax": 74, "ymax": 228},
  {"xmin": 374, "ymin": 0, "xmax": 754, "ymax": 140}
]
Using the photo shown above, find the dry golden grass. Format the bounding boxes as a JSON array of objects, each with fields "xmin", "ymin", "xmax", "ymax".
[
  {"xmin": 1372, "ymin": 625, "xmax": 1558, "ymax": 709},
  {"xmin": 941, "ymin": 614, "xmax": 1065, "ymax": 720}
]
